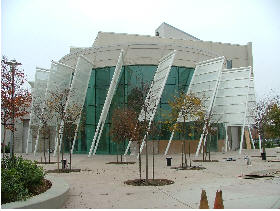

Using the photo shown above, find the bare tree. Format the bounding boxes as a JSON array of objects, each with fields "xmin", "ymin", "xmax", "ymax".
[
  {"xmin": 46, "ymin": 88, "xmax": 69, "ymax": 170},
  {"xmin": 63, "ymin": 108, "xmax": 80, "ymax": 170},
  {"xmin": 46, "ymin": 88, "xmax": 81, "ymax": 170},
  {"xmin": 32, "ymin": 101, "xmax": 54, "ymax": 163}
]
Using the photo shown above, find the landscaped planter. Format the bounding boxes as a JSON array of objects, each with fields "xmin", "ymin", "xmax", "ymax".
[{"xmin": 2, "ymin": 175, "xmax": 69, "ymax": 209}]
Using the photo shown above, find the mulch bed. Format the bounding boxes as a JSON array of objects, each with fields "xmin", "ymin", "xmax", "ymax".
[
  {"xmin": 192, "ymin": 160, "xmax": 219, "ymax": 162},
  {"xmin": 30, "ymin": 179, "xmax": 52, "ymax": 196},
  {"xmin": 124, "ymin": 179, "xmax": 174, "ymax": 186},
  {"xmin": 267, "ymin": 160, "xmax": 280, "ymax": 162},
  {"xmin": 46, "ymin": 169, "xmax": 81, "ymax": 173},
  {"xmin": 35, "ymin": 161, "xmax": 58, "ymax": 164},
  {"xmin": 242, "ymin": 169, "xmax": 280, "ymax": 179},
  {"xmin": 106, "ymin": 162, "xmax": 136, "ymax": 165},
  {"xmin": 251, "ymin": 155, "xmax": 277, "ymax": 157},
  {"xmin": 223, "ymin": 158, "xmax": 237, "ymax": 161},
  {"xmin": 171, "ymin": 166, "xmax": 206, "ymax": 170},
  {"xmin": 243, "ymin": 174, "xmax": 274, "ymax": 179}
]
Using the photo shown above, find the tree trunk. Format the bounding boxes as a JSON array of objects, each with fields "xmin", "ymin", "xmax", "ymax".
[
  {"xmin": 10, "ymin": 128, "xmax": 15, "ymax": 158},
  {"xmin": 202, "ymin": 133, "xmax": 206, "ymax": 161},
  {"xmin": 145, "ymin": 139, "xmax": 148, "ymax": 183},
  {"xmin": 208, "ymin": 135, "xmax": 211, "ymax": 161},
  {"xmin": 116, "ymin": 143, "xmax": 119, "ymax": 163},
  {"xmin": 121, "ymin": 142, "xmax": 124, "ymax": 162},
  {"xmin": 189, "ymin": 141, "xmax": 191, "ymax": 167},
  {"xmin": 69, "ymin": 139, "xmax": 72, "ymax": 170},
  {"xmin": 61, "ymin": 139, "xmax": 64, "ymax": 164},
  {"xmin": 43, "ymin": 135, "xmax": 46, "ymax": 163},
  {"xmin": 181, "ymin": 140, "xmax": 184, "ymax": 167},
  {"xmin": 184, "ymin": 120, "xmax": 187, "ymax": 168},
  {"xmin": 48, "ymin": 129, "xmax": 51, "ymax": 164},
  {"xmin": 152, "ymin": 139, "xmax": 155, "ymax": 180},
  {"xmin": 138, "ymin": 142, "xmax": 142, "ymax": 180},
  {"xmin": 184, "ymin": 140, "xmax": 187, "ymax": 168},
  {"xmin": 145, "ymin": 109, "xmax": 148, "ymax": 183},
  {"xmin": 57, "ymin": 138, "xmax": 60, "ymax": 171},
  {"xmin": 262, "ymin": 137, "xmax": 266, "ymax": 153},
  {"xmin": 70, "ymin": 148, "xmax": 72, "ymax": 170},
  {"xmin": 204, "ymin": 141, "xmax": 207, "ymax": 161},
  {"xmin": 202, "ymin": 140, "xmax": 205, "ymax": 161},
  {"xmin": 2, "ymin": 126, "xmax": 7, "ymax": 157},
  {"xmin": 260, "ymin": 133, "xmax": 266, "ymax": 160},
  {"xmin": 57, "ymin": 126, "xmax": 60, "ymax": 171}
]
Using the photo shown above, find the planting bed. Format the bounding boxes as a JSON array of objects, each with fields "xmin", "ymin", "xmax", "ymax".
[
  {"xmin": 124, "ymin": 179, "xmax": 174, "ymax": 186},
  {"xmin": 106, "ymin": 161, "xmax": 136, "ymax": 165},
  {"xmin": 46, "ymin": 169, "xmax": 81, "ymax": 173}
]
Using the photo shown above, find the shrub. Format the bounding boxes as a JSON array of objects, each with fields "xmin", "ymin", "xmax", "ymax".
[
  {"xmin": 1, "ymin": 143, "xmax": 10, "ymax": 153},
  {"xmin": 1, "ymin": 168, "xmax": 30, "ymax": 203},
  {"xmin": 1, "ymin": 156, "xmax": 45, "ymax": 204}
]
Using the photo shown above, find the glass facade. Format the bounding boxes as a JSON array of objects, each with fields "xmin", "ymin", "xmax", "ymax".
[{"xmin": 73, "ymin": 65, "xmax": 225, "ymax": 154}]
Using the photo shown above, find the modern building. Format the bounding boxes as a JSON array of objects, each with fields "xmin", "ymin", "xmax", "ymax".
[
  {"xmin": 1, "ymin": 114, "xmax": 30, "ymax": 153},
  {"xmin": 13, "ymin": 23, "xmax": 255, "ymax": 154},
  {"xmin": 58, "ymin": 22, "xmax": 254, "ymax": 155}
]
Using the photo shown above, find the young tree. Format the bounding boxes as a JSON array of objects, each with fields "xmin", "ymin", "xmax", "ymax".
[
  {"xmin": 127, "ymin": 85, "xmax": 152, "ymax": 183},
  {"xmin": 130, "ymin": 114, "xmax": 148, "ymax": 180},
  {"xmin": 147, "ymin": 121, "xmax": 161, "ymax": 180},
  {"xmin": 127, "ymin": 86, "xmax": 145, "ymax": 114},
  {"xmin": 254, "ymin": 92, "xmax": 280, "ymax": 157},
  {"xmin": 111, "ymin": 104, "xmax": 146, "ymax": 179},
  {"xmin": 32, "ymin": 101, "xmax": 54, "ymax": 163},
  {"xmin": 110, "ymin": 108, "xmax": 138, "ymax": 162},
  {"xmin": 1, "ymin": 56, "xmax": 31, "ymax": 157},
  {"xmin": 167, "ymin": 92, "xmax": 205, "ymax": 167},
  {"xmin": 264, "ymin": 94, "xmax": 280, "ymax": 139},
  {"xmin": 63, "ymin": 111, "xmax": 80, "ymax": 170},
  {"xmin": 265, "ymin": 102, "xmax": 280, "ymax": 138},
  {"xmin": 194, "ymin": 110, "xmax": 219, "ymax": 161},
  {"xmin": 46, "ymin": 88, "xmax": 68, "ymax": 170},
  {"xmin": 254, "ymin": 97, "xmax": 268, "ymax": 154},
  {"xmin": 110, "ymin": 108, "xmax": 133, "ymax": 162},
  {"xmin": 47, "ymin": 88, "xmax": 82, "ymax": 170}
]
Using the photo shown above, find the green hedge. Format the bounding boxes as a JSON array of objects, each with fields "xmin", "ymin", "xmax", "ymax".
[{"xmin": 1, "ymin": 156, "xmax": 45, "ymax": 204}]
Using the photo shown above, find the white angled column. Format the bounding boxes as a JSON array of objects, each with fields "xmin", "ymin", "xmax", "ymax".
[{"xmin": 89, "ymin": 50, "xmax": 124, "ymax": 157}]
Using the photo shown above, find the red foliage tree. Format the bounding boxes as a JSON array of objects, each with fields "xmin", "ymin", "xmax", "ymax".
[{"xmin": 1, "ymin": 56, "xmax": 31, "ymax": 156}]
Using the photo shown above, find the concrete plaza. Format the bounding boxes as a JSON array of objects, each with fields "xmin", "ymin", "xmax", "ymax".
[{"xmin": 21, "ymin": 148, "xmax": 280, "ymax": 209}]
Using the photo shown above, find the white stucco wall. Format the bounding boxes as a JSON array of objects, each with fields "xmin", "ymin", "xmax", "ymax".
[
  {"xmin": 155, "ymin": 22, "xmax": 200, "ymax": 41},
  {"xmin": 59, "ymin": 32, "xmax": 252, "ymax": 75}
]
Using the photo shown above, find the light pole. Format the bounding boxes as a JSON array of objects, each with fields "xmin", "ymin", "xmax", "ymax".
[{"xmin": 4, "ymin": 59, "xmax": 21, "ymax": 158}]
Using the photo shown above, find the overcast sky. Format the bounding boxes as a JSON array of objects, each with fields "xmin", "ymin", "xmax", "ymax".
[{"xmin": 1, "ymin": 0, "xmax": 280, "ymax": 98}]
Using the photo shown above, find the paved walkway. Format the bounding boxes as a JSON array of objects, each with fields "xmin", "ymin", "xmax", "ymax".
[{"xmin": 21, "ymin": 148, "xmax": 280, "ymax": 209}]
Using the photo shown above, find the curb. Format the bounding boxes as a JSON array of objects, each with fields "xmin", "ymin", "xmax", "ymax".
[{"xmin": 2, "ymin": 175, "xmax": 69, "ymax": 209}]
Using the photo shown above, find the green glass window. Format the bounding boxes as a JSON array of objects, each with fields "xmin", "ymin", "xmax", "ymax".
[{"xmin": 74, "ymin": 65, "xmax": 196, "ymax": 154}]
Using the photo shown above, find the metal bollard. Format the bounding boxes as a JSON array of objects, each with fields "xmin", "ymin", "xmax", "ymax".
[
  {"xmin": 166, "ymin": 157, "xmax": 172, "ymax": 166},
  {"xmin": 61, "ymin": 159, "xmax": 67, "ymax": 169}
]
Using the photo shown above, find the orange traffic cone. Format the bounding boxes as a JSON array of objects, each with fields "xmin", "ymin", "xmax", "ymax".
[
  {"xmin": 199, "ymin": 189, "xmax": 209, "ymax": 209},
  {"xmin": 214, "ymin": 190, "xmax": 224, "ymax": 209}
]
